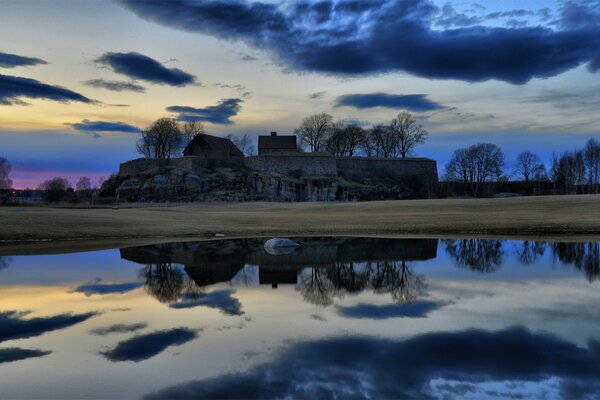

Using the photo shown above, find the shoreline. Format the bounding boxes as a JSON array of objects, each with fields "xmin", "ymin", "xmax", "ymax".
[{"xmin": 2, "ymin": 195, "xmax": 600, "ymax": 255}]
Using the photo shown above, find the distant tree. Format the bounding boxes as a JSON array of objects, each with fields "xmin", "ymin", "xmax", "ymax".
[
  {"xmin": 360, "ymin": 124, "xmax": 384, "ymax": 157},
  {"xmin": 368, "ymin": 124, "xmax": 398, "ymax": 158},
  {"xmin": 226, "ymin": 133, "xmax": 256, "ymax": 156},
  {"xmin": 445, "ymin": 143, "xmax": 505, "ymax": 195},
  {"xmin": 514, "ymin": 151, "xmax": 545, "ymax": 183},
  {"xmin": 181, "ymin": 121, "xmax": 204, "ymax": 148},
  {"xmin": 136, "ymin": 118, "xmax": 183, "ymax": 158},
  {"xmin": 97, "ymin": 176, "xmax": 106, "ymax": 189},
  {"xmin": 76, "ymin": 177, "xmax": 92, "ymax": 191},
  {"xmin": 388, "ymin": 112, "xmax": 428, "ymax": 158},
  {"xmin": 326, "ymin": 122, "xmax": 365, "ymax": 157},
  {"xmin": 584, "ymin": 138, "xmax": 600, "ymax": 193},
  {"xmin": 0, "ymin": 157, "xmax": 13, "ymax": 190},
  {"xmin": 38, "ymin": 177, "xmax": 70, "ymax": 202},
  {"xmin": 294, "ymin": 113, "xmax": 333, "ymax": 152},
  {"xmin": 551, "ymin": 150, "xmax": 587, "ymax": 194}
]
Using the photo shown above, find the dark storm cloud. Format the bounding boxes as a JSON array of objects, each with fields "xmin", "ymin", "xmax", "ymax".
[
  {"xmin": 336, "ymin": 93, "xmax": 443, "ymax": 111},
  {"xmin": 65, "ymin": 119, "xmax": 141, "ymax": 138},
  {"xmin": 336, "ymin": 300, "xmax": 450, "ymax": 319},
  {"xmin": 83, "ymin": 78, "xmax": 146, "ymax": 92},
  {"xmin": 0, "ymin": 348, "xmax": 51, "ymax": 364},
  {"xmin": 144, "ymin": 326, "xmax": 600, "ymax": 399},
  {"xmin": 170, "ymin": 289, "xmax": 243, "ymax": 316},
  {"xmin": 90, "ymin": 322, "xmax": 148, "ymax": 336},
  {"xmin": 0, "ymin": 74, "xmax": 93, "ymax": 105},
  {"xmin": 0, "ymin": 51, "xmax": 47, "ymax": 68},
  {"xmin": 101, "ymin": 328, "xmax": 197, "ymax": 362},
  {"xmin": 0, "ymin": 310, "xmax": 97, "ymax": 342},
  {"xmin": 95, "ymin": 52, "xmax": 196, "ymax": 86},
  {"xmin": 167, "ymin": 98, "xmax": 242, "ymax": 124},
  {"xmin": 117, "ymin": 0, "xmax": 600, "ymax": 84},
  {"xmin": 70, "ymin": 279, "xmax": 143, "ymax": 296}
]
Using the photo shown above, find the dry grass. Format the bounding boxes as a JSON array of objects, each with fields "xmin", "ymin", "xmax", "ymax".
[{"xmin": 1, "ymin": 195, "xmax": 600, "ymax": 254}]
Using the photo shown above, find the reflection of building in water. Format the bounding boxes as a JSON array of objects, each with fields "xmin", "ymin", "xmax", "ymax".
[{"xmin": 120, "ymin": 238, "xmax": 438, "ymax": 304}]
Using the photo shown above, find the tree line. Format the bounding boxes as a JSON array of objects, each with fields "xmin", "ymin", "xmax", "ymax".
[
  {"xmin": 295, "ymin": 111, "xmax": 428, "ymax": 157},
  {"xmin": 444, "ymin": 138, "xmax": 600, "ymax": 195}
]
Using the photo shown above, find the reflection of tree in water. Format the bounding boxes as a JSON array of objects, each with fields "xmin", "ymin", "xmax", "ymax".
[
  {"xmin": 297, "ymin": 260, "xmax": 425, "ymax": 307},
  {"xmin": 515, "ymin": 241, "xmax": 546, "ymax": 265},
  {"xmin": 0, "ymin": 256, "xmax": 12, "ymax": 271},
  {"xmin": 139, "ymin": 263, "xmax": 185, "ymax": 303},
  {"xmin": 551, "ymin": 242, "xmax": 600, "ymax": 282},
  {"xmin": 371, "ymin": 261, "xmax": 425, "ymax": 303},
  {"xmin": 443, "ymin": 239, "xmax": 503, "ymax": 272}
]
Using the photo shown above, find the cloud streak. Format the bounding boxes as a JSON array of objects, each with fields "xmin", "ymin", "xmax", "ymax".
[
  {"xmin": 0, "ymin": 310, "xmax": 97, "ymax": 342},
  {"xmin": 83, "ymin": 78, "xmax": 145, "ymax": 92},
  {"xmin": 336, "ymin": 300, "xmax": 450, "ymax": 319},
  {"xmin": 0, "ymin": 348, "xmax": 51, "ymax": 364},
  {"xmin": 117, "ymin": 0, "xmax": 600, "ymax": 84},
  {"xmin": 0, "ymin": 51, "xmax": 47, "ymax": 68},
  {"xmin": 101, "ymin": 328, "xmax": 197, "ymax": 362},
  {"xmin": 70, "ymin": 279, "xmax": 143, "ymax": 295},
  {"xmin": 170, "ymin": 289, "xmax": 244, "ymax": 316},
  {"xmin": 0, "ymin": 74, "xmax": 93, "ymax": 105},
  {"xmin": 96, "ymin": 52, "xmax": 196, "ymax": 86},
  {"xmin": 335, "ymin": 93, "xmax": 443, "ymax": 111},
  {"xmin": 167, "ymin": 98, "xmax": 242, "ymax": 124},
  {"xmin": 65, "ymin": 120, "xmax": 141, "ymax": 138}
]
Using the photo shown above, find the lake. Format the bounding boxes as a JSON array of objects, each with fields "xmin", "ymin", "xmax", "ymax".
[{"xmin": 0, "ymin": 237, "xmax": 599, "ymax": 399}]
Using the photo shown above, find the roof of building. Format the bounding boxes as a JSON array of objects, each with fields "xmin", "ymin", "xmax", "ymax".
[
  {"xmin": 183, "ymin": 134, "xmax": 243, "ymax": 157},
  {"xmin": 258, "ymin": 135, "xmax": 297, "ymax": 150}
]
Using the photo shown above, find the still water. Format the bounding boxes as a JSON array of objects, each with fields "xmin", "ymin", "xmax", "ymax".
[{"xmin": 0, "ymin": 237, "xmax": 599, "ymax": 399}]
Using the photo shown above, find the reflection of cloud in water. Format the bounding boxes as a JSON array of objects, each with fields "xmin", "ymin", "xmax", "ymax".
[
  {"xmin": 170, "ymin": 289, "xmax": 244, "ymax": 316},
  {"xmin": 90, "ymin": 322, "xmax": 148, "ymax": 336},
  {"xmin": 336, "ymin": 300, "xmax": 451, "ymax": 319},
  {"xmin": 144, "ymin": 326, "xmax": 600, "ymax": 399},
  {"xmin": 0, "ymin": 310, "xmax": 98, "ymax": 342},
  {"xmin": 70, "ymin": 278, "xmax": 143, "ymax": 296},
  {"xmin": 0, "ymin": 256, "xmax": 12, "ymax": 271},
  {"xmin": 101, "ymin": 328, "xmax": 198, "ymax": 362},
  {"xmin": 0, "ymin": 348, "xmax": 51, "ymax": 364}
]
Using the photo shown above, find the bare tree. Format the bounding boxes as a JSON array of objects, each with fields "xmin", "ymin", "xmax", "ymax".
[
  {"xmin": 584, "ymin": 138, "xmax": 600, "ymax": 193},
  {"xmin": 326, "ymin": 122, "xmax": 365, "ymax": 156},
  {"xmin": 514, "ymin": 151, "xmax": 545, "ymax": 183},
  {"xmin": 226, "ymin": 133, "xmax": 256, "ymax": 156},
  {"xmin": 76, "ymin": 177, "xmax": 92, "ymax": 191},
  {"xmin": 294, "ymin": 113, "xmax": 333, "ymax": 152},
  {"xmin": 388, "ymin": 112, "xmax": 428, "ymax": 157},
  {"xmin": 136, "ymin": 118, "xmax": 183, "ymax": 158},
  {"xmin": 369, "ymin": 124, "xmax": 398, "ymax": 158},
  {"xmin": 38, "ymin": 177, "xmax": 70, "ymax": 202},
  {"xmin": 181, "ymin": 121, "xmax": 204, "ymax": 148},
  {"xmin": 0, "ymin": 157, "xmax": 13, "ymax": 190},
  {"xmin": 445, "ymin": 143, "xmax": 505, "ymax": 195}
]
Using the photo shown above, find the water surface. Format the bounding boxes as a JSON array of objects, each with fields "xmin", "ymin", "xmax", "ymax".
[{"xmin": 0, "ymin": 237, "xmax": 599, "ymax": 399}]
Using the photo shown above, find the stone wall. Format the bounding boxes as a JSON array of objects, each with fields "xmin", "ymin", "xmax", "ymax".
[
  {"xmin": 243, "ymin": 153, "xmax": 337, "ymax": 177},
  {"xmin": 336, "ymin": 156, "xmax": 438, "ymax": 184},
  {"xmin": 119, "ymin": 156, "xmax": 243, "ymax": 176}
]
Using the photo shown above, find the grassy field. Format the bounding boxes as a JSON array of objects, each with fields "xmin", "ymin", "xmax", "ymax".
[{"xmin": 1, "ymin": 195, "xmax": 600, "ymax": 254}]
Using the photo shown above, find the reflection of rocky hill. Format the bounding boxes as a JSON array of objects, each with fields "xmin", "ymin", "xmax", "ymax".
[
  {"xmin": 121, "ymin": 237, "xmax": 437, "ymax": 270},
  {"xmin": 120, "ymin": 238, "xmax": 438, "ymax": 304}
]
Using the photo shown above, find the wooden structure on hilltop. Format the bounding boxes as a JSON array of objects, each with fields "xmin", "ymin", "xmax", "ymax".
[
  {"xmin": 183, "ymin": 134, "xmax": 243, "ymax": 160},
  {"xmin": 258, "ymin": 131, "xmax": 298, "ymax": 154}
]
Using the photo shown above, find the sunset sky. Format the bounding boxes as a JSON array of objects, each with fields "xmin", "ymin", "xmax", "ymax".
[{"xmin": 1, "ymin": 0, "xmax": 599, "ymax": 188}]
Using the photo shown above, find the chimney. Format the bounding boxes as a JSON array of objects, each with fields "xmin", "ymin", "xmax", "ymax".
[{"xmin": 271, "ymin": 131, "xmax": 277, "ymax": 137}]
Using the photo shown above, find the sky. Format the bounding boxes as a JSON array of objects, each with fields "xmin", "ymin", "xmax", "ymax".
[{"xmin": 1, "ymin": 0, "xmax": 599, "ymax": 188}]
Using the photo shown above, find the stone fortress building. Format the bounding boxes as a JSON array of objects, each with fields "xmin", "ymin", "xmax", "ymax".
[{"xmin": 115, "ymin": 131, "xmax": 438, "ymax": 202}]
